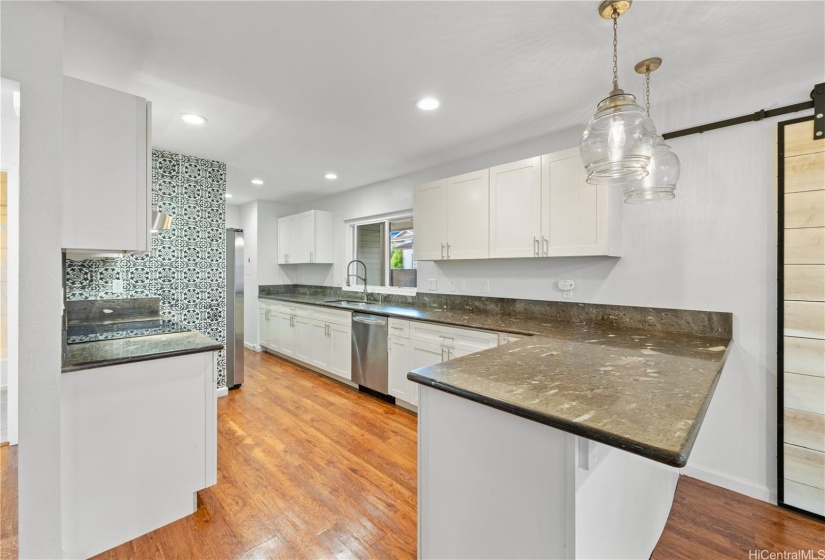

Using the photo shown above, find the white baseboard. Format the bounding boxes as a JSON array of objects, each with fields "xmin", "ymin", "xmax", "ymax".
[
  {"xmin": 680, "ymin": 463, "xmax": 775, "ymax": 504},
  {"xmin": 244, "ymin": 342, "xmax": 262, "ymax": 352},
  {"xmin": 216, "ymin": 387, "xmax": 228, "ymax": 398}
]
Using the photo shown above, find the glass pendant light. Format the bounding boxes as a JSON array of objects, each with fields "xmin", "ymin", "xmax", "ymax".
[
  {"xmin": 622, "ymin": 58, "xmax": 680, "ymax": 203},
  {"xmin": 580, "ymin": 0, "xmax": 658, "ymax": 185}
]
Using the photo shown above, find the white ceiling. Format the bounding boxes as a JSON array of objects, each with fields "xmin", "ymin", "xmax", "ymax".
[{"xmin": 60, "ymin": 1, "xmax": 825, "ymax": 205}]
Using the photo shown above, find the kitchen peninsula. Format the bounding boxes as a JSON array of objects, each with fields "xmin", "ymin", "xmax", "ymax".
[{"xmin": 258, "ymin": 285, "xmax": 732, "ymax": 560}]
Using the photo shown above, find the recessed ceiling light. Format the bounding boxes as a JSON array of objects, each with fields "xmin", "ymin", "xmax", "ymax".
[
  {"xmin": 251, "ymin": 179, "xmax": 264, "ymax": 185},
  {"xmin": 181, "ymin": 113, "xmax": 208, "ymax": 125},
  {"xmin": 415, "ymin": 97, "xmax": 440, "ymax": 111},
  {"xmin": 225, "ymin": 193, "xmax": 232, "ymax": 199},
  {"xmin": 325, "ymin": 173, "xmax": 338, "ymax": 180}
]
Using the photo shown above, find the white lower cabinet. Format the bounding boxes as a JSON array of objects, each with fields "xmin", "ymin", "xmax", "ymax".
[
  {"xmin": 293, "ymin": 316, "xmax": 312, "ymax": 363},
  {"xmin": 258, "ymin": 302, "xmax": 281, "ymax": 351},
  {"xmin": 263, "ymin": 302, "xmax": 351, "ymax": 381},
  {"xmin": 310, "ymin": 320, "xmax": 331, "ymax": 371},
  {"xmin": 279, "ymin": 312, "xmax": 295, "ymax": 357},
  {"xmin": 259, "ymin": 308, "xmax": 270, "ymax": 348},
  {"xmin": 328, "ymin": 323, "xmax": 352, "ymax": 380},
  {"xmin": 310, "ymin": 319, "xmax": 352, "ymax": 380},
  {"xmin": 389, "ymin": 319, "xmax": 414, "ymax": 405}
]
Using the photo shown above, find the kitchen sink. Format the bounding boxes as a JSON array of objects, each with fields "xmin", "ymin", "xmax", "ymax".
[{"xmin": 323, "ymin": 299, "xmax": 370, "ymax": 308}]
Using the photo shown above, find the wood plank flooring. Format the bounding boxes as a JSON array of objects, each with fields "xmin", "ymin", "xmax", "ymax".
[{"xmin": 0, "ymin": 348, "xmax": 822, "ymax": 559}]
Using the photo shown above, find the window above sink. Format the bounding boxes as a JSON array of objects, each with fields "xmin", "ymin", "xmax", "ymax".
[{"xmin": 345, "ymin": 211, "xmax": 417, "ymax": 297}]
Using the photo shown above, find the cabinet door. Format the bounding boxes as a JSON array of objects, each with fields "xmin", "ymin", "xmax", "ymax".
[
  {"xmin": 329, "ymin": 323, "xmax": 352, "ymax": 380},
  {"xmin": 310, "ymin": 320, "xmax": 331, "ymax": 371},
  {"xmin": 447, "ymin": 169, "xmax": 489, "ymax": 260},
  {"xmin": 414, "ymin": 181, "xmax": 449, "ymax": 260},
  {"xmin": 288, "ymin": 215, "xmax": 303, "ymax": 263},
  {"xmin": 542, "ymin": 149, "xmax": 601, "ymax": 255},
  {"xmin": 293, "ymin": 316, "xmax": 312, "ymax": 363},
  {"xmin": 63, "ymin": 77, "xmax": 150, "ymax": 252},
  {"xmin": 278, "ymin": 218, "xmax": 289, "ymax": 264},
  {"xmin": 268, "ymin": 309, "xmax": 280, "ymax": 351},
  {"xmin": 279, "ymin": 313, "xmax": 295, "ymax": 357},
  {"xmin": 388, "ymin": 336, "xmax": 412, "ymax": 404},
  {"xmin": 300, "ymin": 212, "xmax": 316, "ymax": 263},
  {"xmin": 410, "ymin": 340, "xmax": 445, "ymax": 369},
  {"xmin": 489, "ymin": 158, "xmax": 542, "ymax": 258},
  {"xmin": 258, "ymin": 308, "xmax": 270, "ymax": 348}
]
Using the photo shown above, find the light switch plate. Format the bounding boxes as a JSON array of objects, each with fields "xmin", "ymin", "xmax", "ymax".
[{"xmin": 428, "ymin": 279, "xmax": 437, "ymax": 290}]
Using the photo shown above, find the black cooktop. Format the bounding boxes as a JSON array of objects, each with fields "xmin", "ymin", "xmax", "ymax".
[{"xmin": 67, "ymin": 319, "xmax": 190, "ymax": 344}]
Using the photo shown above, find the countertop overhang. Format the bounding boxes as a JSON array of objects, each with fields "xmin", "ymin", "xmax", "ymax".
[
  {"xmin": 260, "ymin": 292, "xmax": 732, "ymax": 467},
  {"xmin": 62, "ymin": 330, "xmax": 223, "ymax": 373}
]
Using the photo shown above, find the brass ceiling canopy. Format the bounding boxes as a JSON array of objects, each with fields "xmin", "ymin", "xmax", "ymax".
[
  {"xmin": 598, "ymin": 0, "xmax": 632, "ymax": 19},
  {"xmin": 635, "ymin": 57, "xmax": 663, "ymax": 75}
]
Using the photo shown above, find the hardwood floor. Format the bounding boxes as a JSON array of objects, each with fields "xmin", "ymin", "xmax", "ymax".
[
  {"xmin": 653, "ymin": 476, "xmax": 824, "ymax": 559},
  {"xmin": 0, "ymin": 348, "xmax": 822, "ymax": 559}
]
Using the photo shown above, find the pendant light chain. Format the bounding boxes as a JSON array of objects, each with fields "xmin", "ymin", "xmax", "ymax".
[
  {"xmin": 645, "ymin": 68, "xmax": 651, "ymax": 116},
  {"xmin": 611, "ymin": 6, "xmax": 619, "ymax": 92}
]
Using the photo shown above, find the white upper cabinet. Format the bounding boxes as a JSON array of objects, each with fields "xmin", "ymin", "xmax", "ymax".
[
  {"xmin": 414, "ymin": 171, "xmax": 489, "ymax": 261},
  {"xmin": 542, "ymin": 148, "xmax": 621, "ymax": 257},
  {"xmin": 415, "ymin": 148, "xmax": 621, "ymax": 261},
  {"xmin": 63, "ymin": 76, "xmax": 151, "ymax": 253},
  {"xmin": 446, "ymin": 170, "xmax": 489, "ymax": 260},
  {"xmin": 414, "ymin": 180, "xmax": 448, "ymax": 260},
  {"xmin": 277, "ymin": 210, "xmax": 334, "ymax": 264},
  {"xmin": 489, "ymin": 157, "xmax": 542, "ymax": 258}
]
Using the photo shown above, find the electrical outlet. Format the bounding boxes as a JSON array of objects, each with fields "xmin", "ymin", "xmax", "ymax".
[
  {"xmin": 563, "ymin": 290, "xmax": 573, "ymax": 299},
  {"xmin": 112, "ymin": 279, "xmax": 124, "ymax": 293},
  {"xmin": 558, "ymin": 280, "xmax": 575, "ymax": 291},
  {"xmin": 482, "ymin": 279, "xmax": 490, "ymax": 293},
  {"xmin": 428, "ymin": 279, "xmax": 437, "ymax": 291},
  {"xmin": 449, "ymin": 280, "xmax": 456, "ymax": 292}
]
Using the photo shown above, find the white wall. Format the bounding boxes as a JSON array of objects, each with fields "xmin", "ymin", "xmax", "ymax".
[
  {"xmin": 1, "ymin": 1, "xmax": 65, "ymax": 557},
  {"xmin": 225, "ymin": 204, "xmax": 241, "ymax": 229},
  {"xmin": 294, "ymin": 74, "xmax": 823, "ymax": 503},
  {"xmin": 240, "ymin": 200, "xmax": 294, "ymax": 346}
]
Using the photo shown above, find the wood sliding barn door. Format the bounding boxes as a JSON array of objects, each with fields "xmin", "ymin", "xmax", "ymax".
[{"xmin": 779, "ymin": 117, "xmax": 825, "ymax": 520}]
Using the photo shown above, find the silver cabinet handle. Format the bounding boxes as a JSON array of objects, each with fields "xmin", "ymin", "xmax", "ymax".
[
  {"xmin": 533, "ymin": 236, "xmax": 539, "ymax": 257},
  {"xmin": 447, "ymin": 243, "xmax": 451, "ymax": 259},
  {"xmin": 290, "ymin": 316, "xmax": 295, "ymax": 328},
  {"xmin": 542, "ymin": 236, "xmax": 549, "ymax": 256},
  {"xmin": 310, "ymin": 252, "xmax": 314, "ymax": 263},
  {"xmin": 441, "ymin": 243, "xmax": 445, "ymax": 259},
  {"xmin": 441, "ymin": 347, "xmax": 445, "ymax": 361},
  {"xmin": 325, "ymin": 323, "xmax": 330, "ymax": 337}
]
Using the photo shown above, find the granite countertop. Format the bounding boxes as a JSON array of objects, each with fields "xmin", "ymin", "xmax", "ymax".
[
  {"xmin": 260, "ymin": 292, "xmax": 731, "ymax": 467},
  {"xmin": 62, "ymin": 331, "xmax": 223, "ymax": 373},
  {"xmin": 409, "ymin": 330, "xmax": 730, "ymax": 468}
]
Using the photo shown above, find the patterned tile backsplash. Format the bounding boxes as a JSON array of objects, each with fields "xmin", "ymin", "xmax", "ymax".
[{"xmin": 65, "ymin": 149, "xmax": 229, "ymax": 387}]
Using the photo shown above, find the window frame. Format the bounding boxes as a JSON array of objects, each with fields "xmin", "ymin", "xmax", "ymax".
[{"xmin": 344, "ymin": 210, "xmax": 417, "ymax": 297}]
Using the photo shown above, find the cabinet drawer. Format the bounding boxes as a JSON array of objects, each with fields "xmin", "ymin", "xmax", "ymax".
[
  {"xmin": 258, "ymin": 299, "xmax": 280, "ymax": 312},
  {"xmin": 311, "ymin": 307, "xmax": 351, "ymax": 327},
  {"xmin": 410, "ymin": 321, "xmax": 498, "ymax": 351},
  {"xmin": 389, "ymin": 318, "xmax": 410, "ymax": 338},
  {"xmin": 280, "ymin": 302, "xmax": 312, "ymax": 318}
]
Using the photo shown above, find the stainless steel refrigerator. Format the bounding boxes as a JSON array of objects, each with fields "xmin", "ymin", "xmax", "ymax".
[{"xmin": 226, "ymin": 228, "xmax": 244, "ymax": 389}]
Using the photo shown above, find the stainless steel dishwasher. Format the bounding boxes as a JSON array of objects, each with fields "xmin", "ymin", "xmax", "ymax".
[{"xmin": 351, "ymin": 313, "xmax": 389, "ymax": 395}]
